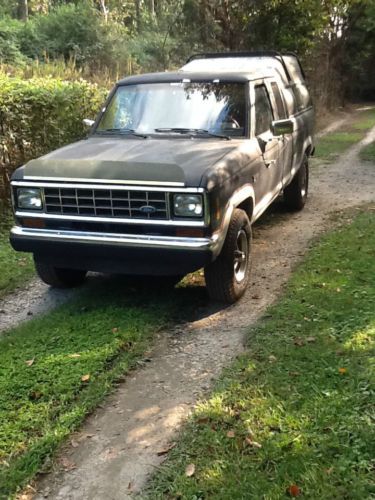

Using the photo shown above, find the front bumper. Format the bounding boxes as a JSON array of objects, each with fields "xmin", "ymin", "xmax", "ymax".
[{"xmin": 10, "ymin": 226, "xmax": 217, "ymax": 275}]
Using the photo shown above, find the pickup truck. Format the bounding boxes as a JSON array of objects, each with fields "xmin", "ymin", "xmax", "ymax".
[{"xmin": 10, "ymin": 51, "xmax": 314, "ymax": 303}]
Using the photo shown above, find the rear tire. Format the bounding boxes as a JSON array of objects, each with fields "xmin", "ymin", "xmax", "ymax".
[
  {"xmin": 204, "ymin": 208, "xmax": 251, "ymax": 303},
  {"xmin": 34, "ymin": 259, "xmax": 87, "ymax": 288},
  {"xmin": 284, "ymin": 155, "xmax": 309, "ymax": 211}
]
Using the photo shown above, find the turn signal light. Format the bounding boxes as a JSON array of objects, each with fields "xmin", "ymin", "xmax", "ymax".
[
  {"xmin": 175, "ymin": 228, "xmax": 204, "ymax": 238},
  {"xmin": 22, "ymin": 218, "xmax": 46, "ymax": 229}
]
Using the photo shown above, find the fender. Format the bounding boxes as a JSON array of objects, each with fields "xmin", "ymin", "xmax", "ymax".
[
  {"xmin": 288, "ymin": 135, "xmax": 313, "ymax": 180},
  {"xmin": 211, "ymin": 184, "xmax": 255, "ymax": 258}
]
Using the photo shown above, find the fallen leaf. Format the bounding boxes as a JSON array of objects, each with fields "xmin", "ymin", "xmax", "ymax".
[
  {"xmin": 59, "ymin": 457, "xmax": 76, "ymax": 471},
  {"xmin": 196, "ymin": 416, "xmax": 210, "ymax": 425},
  {"xmin": 185, "ymin": 463, "xmax": 195, "ymax": 477},
  {"xmin": 25, "ymin": 359, "xmax": 34, "ymax": 367},
  {"xmin": 245, "ymin": 437, "xmax": 262, "ymax": 448},
  {"xmin": 71, "ymin": 439, "xmax": 79, "ymax": 448},
  {"xmin": 306, "ymin": 336, "xmax": 316, "ymax": 343},
  {"xmin": 294, "ymin": 337, "xmax": 305, "ymax": 346},
  {"xmin": 68, "ymin": 353, "xmax": 81, "ymax": 358},
  {"xmin": 338, "ymin": 367, "xmax": 347, "ymax": 375},
  {"xmin": 81, "ymin": 433, "xmax": 95, "ymax": 439},
  {"xmin": 287, "ymin": 484, "xmax": 301, "ymax": 497},
  {"xmin": 30, "ymin": 391, "xmax": 42, "ymax": 400},
  {"xmin": 226, "ymin": 430, "xmax": 235, "ymax": 438},
  {"xmin": 157, "ymin": 442, "xmax": 176, "ymax": 456},
  {"xmin": 81, "ymin": 374, "xmax": 90, "ymax": 382}
]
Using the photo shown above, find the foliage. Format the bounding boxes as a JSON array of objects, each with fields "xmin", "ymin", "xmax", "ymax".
[
  {"xmin": 0, "ymin": 211, "xmax": 33, "ymax": 297},
  {"xmin": 0, "ymin": 17, "xmax": 25, "ymax": 65},
  {"xmin": 147, "ymin": 209, "xmax": 375, "ymax": 499},
  {"xmin": 0, "ymin": 275, "xmax": 206, "ymax": 497},
  {"xmin": 0, "ymin": 74, "xmax": 106, "ymax": 186},
  {"xmin": 0, "ymin": 0, "xmax": 374, "ymax": 100}
]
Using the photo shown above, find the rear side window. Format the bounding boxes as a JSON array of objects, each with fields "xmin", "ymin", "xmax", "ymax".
[
  {"xmin": 271, "ymin": 82, "xmax": 287, "ymax": 119},
  {"xmin": 293, "ymin": 83, "xmax": 312, "ymax": 111},
  {"xmin": 255, "ymin": 85, "xmax": 274, "ymax": 135}
]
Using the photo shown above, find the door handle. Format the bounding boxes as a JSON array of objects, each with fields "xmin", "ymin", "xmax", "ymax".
[{"xmin": 265, "ymin": 160, "xmax": 276, "ymax": 168}]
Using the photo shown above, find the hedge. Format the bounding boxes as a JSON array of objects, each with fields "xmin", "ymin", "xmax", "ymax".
[{"xmin": 0, "ymin": 74, "xmax": 107, "ymax": 200}]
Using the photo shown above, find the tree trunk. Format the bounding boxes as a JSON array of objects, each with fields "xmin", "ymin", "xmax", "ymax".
[
  {"xmin": 149, "ymin": 0, "xmax": 155, "ymax": 16},
  {"xmin": 135, "ymin": 0, "xmax": 141, "ymax": 31},
  {"xmin": 18, "ymin": 0, "xmax": 28, "ymax": 21},
  {"xmin": 98, "ymin": 0, "xmax": 108, "ymax": 23}
]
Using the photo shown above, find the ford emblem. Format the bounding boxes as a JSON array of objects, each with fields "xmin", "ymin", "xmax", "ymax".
[{"xmin": 140, "ymin": 205, "xmax": 157, "ymax": 214}]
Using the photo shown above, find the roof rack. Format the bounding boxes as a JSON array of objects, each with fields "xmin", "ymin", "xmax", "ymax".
[{"xmin": 186, "ymin": 51, "xmax": 304, "ymax": 84}]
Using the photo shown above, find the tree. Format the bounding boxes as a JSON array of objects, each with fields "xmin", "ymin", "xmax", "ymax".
[{"xmin": 18, "ymin": 0, "xmax": 28, "ymax": 21}]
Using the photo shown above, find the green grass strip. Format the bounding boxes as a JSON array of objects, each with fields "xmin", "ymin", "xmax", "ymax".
[
  {"xmin": 148, "ymin": 210, "xmax": 375, "ymax": 500},
  {"xmin": 0, "ymin": 212, "xmax": 34, "ymax": 298},
  {"xmin": 360, "ymin": 141, "xmax": 375, "ymax": 163},
  {"xmin": 315, "ymin": 108, "xmax": 375, "ymax": 162},
  {"xmin": 0, "ymin": 279, "xmax": 204, "ymax": 497}
]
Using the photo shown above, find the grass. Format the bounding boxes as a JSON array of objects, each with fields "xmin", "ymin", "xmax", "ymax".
[
  {"xmin": 0, "ymin": 210, "xmax": 34, "ymax": 298},
  {"xmin": 0, "ymin": 279, "xmax": 206, "ymax": 497},
  {"xmin": 147, "ymin": 209, "xmax": 375, "ymax": 500},
  {"xmin": 315, "ymin": 107, "xmax": 375, "ymax": 162},
  {"xmin": 360, "ymin": 141, "xmax": 375, "ymax": 163}
]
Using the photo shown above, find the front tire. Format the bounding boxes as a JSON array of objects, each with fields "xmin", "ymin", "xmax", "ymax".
[
  {"xmin": 284, "ymin": 155, "xmax": 309, "ymax": 210},
  {"xmin": 34, "ymin": 259, "xmax": 87, "ymax": 288},
  {"xmin": 204, "ymin": 209, "xmax": 252, "ymax": 303}
]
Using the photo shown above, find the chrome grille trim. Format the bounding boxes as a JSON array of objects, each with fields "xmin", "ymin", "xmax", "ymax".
[{"xmin": 43, "ymin": 187, "xmax": 168, "ymax": 220}]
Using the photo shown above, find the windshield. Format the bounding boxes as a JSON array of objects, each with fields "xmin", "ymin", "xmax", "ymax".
[{"xmin": 96, "ymin": 82, "xmax": 247, "ymax": 137}]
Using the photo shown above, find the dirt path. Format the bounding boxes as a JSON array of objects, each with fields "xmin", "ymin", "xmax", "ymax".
[{"xmin": 30, "ymin": 128, "xmax": 375, "ymax": 499}]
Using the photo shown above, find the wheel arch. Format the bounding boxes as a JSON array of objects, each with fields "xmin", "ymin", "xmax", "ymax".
[{"xmin": 212, "ymin": 184, "xmax": 255, "ymax": 258}]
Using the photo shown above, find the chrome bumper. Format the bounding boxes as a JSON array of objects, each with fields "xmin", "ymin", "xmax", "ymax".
[{"xmin": 10, "ymin": 226, "xmax": 218, "ymax": 251}]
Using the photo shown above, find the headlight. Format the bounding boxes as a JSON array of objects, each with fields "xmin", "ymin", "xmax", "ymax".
[
  {"xmin": 173, "ymin": 194, "xmax": 203, "ymax": 217},
  {"xmin": 17, "ymin": 188, "xmax": 42, "ymax": 210}
]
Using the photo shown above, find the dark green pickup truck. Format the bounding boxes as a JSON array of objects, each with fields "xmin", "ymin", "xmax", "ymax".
[{"xmin": 10, "ymin": 51, "xmax": 314, "ymax": 303}]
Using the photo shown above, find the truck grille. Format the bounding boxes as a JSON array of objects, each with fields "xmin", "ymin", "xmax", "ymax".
[{"xmin": 43, "ymin": 187, "xmax": 168, "ymax": 220}]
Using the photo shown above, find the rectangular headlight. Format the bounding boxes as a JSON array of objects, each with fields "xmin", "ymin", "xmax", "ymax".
[
  {"xmin": 173, "ymin": 194, "xmax": 203, "ymax": 217},
  {"xmin": 17, "ymin": 188, "xmax": 43, "ymax": 210}
]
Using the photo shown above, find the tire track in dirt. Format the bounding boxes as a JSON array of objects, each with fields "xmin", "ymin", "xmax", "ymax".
[{"xmin": 32, "ymin": 127, "xmax": 375, "ymax": 499}]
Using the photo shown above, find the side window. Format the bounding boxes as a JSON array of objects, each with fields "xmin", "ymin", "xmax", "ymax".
[
  {"xmin": 293, "ymin": 83, "xmax": 312, "ymax": 111},
  {"xmin": 255, "ymin": 85, "xmax": 274, "ymax": 136},
  {"xmin": 271, "ymin": 82, "xmax": 287, "ymax": 119}
]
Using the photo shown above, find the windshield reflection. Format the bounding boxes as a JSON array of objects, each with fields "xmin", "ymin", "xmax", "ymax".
[{"xmin": 96, "ymin": 82, "xmax": 247, "ymax": 137}]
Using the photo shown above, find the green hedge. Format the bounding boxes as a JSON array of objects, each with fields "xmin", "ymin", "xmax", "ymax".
[{"xmin": 0, "ymin": 74, "xmax": 107, "ymax": 199}]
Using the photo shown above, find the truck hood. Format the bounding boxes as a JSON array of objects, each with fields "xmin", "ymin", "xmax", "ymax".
[{"xmin": 23, "ymin": 136, "xmax": 241, "ymax": 188}]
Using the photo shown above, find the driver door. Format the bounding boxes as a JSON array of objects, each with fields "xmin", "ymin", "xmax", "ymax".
[{"xmin": 251, "ymin": 82, "xmax": 283, "ymax": 207}]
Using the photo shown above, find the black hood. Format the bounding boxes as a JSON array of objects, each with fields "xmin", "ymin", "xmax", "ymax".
[{"xmin": 23, "ymin": 136, "xmax": 242, "ymax": 188}]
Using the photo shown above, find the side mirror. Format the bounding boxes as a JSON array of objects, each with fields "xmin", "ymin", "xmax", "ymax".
[
  {"xmin": 271, "ymin": 119, "xmax": 294, "ymax": 136},
  {"xmin": 83, "ymin": 118, "xmax": 95, "ymax": 128}
]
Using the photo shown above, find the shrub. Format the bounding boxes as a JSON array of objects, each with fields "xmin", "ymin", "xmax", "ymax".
[
  {"xmin": 0, "ymin": 17, "xmax": 25, "ymax": 65},
  {"xmin": 0, "ymin": 74, "xmax": 107, "ymax": 198}
]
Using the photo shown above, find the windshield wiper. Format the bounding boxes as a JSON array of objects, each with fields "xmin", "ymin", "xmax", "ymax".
[
  {"xmin": 95, "ymin": 128, "xmax": 148, "ymax": 138},
  {"xmin": 154, "ymin": 128, "xmax": 231, "ymax": 140}
]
